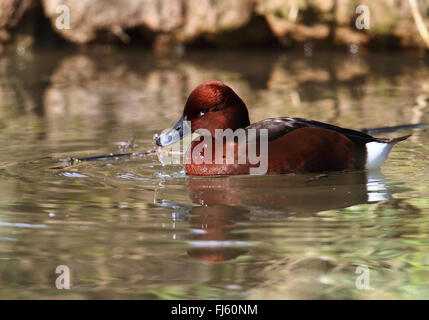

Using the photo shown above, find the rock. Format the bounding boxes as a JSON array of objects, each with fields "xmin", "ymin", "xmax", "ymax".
[
  {"xmin": 0, "ymin": 0, "xmax": 429, "ymax": 50},
  {"xmin": 42, "ymin": 0, "xmax": 254, "ymax": 44},
  {"xmin": 0, "ymin": 0, "xmax": 34, "ymax": 42}
]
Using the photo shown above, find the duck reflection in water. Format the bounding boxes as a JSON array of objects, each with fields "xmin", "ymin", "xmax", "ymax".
[{"xmin": 175, "ymin": 170, "xmax": 392, "ymax": 263}]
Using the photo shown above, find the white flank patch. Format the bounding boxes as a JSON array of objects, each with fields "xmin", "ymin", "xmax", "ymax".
[{"xmin": 365, "ymin": 142, "xmax": 394, "ymax": 169}]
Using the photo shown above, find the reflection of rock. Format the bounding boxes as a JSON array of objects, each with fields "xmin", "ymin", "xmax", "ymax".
[
  {"xmin": 0, "ymin": 51, "xmax": 62, "ymax": 128},
  {"xmin": 255, "ymin": 52, "xmax": 429, "ymax": 128},
  {"xmin": 2, "ymin": 49, "xmax": 429, "ymax": 145},
  {"xmin": 3, "ymin": 50, "xmax": 429, "ymax": 137},
  {"xmin": 43, "ymin": 52, "xmax": 257, "ymax": 141}
]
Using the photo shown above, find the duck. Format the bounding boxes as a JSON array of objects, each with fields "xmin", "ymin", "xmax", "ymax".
[{"xmin": 155, "ymin": 80, "xmax": 410, "ymax": 176}]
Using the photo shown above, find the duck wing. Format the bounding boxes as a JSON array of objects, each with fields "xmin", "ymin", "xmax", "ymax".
[{"xmin": 246, "ymin": 117, "xmax": 378, "ymax": 145}]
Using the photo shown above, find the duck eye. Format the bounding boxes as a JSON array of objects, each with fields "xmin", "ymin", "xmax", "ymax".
[{"xmin": 199, "ymin": 109, "xmax": 210, "ymax": 116}]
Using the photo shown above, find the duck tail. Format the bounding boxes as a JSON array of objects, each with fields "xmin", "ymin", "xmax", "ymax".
[{"xmin": 375, "ymin": 134, "xmax": 412, "ymax": 144}]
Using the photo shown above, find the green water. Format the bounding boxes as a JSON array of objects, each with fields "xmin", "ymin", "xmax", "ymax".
[{"xmin": 0, "ymin": 49, "xmax": 429, "ymax": 299}]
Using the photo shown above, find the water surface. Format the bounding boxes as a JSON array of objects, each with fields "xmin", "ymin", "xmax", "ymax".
[{"xmin": 0, "ymin": 49, "xmax": 429, "ymax": 299}]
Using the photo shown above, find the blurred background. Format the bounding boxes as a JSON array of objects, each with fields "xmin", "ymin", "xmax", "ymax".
[{"xmin": 1, "ymin": 0, "xmax": 429, "ymax": 300}]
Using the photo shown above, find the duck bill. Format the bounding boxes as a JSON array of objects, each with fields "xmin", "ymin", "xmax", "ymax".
[{"xmin": 156, "ymin": 117, "xmax": 192, "ymax": 147}]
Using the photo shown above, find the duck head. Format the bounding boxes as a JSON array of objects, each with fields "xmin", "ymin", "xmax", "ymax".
[{"xmin": 156, "ymin": 80, "xmax": 250, "ymax": 147}]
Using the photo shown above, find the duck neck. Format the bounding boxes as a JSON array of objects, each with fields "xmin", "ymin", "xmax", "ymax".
[{"xmin": 224, "ymin": 95, "xmax": 250, "ymax": 130}]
